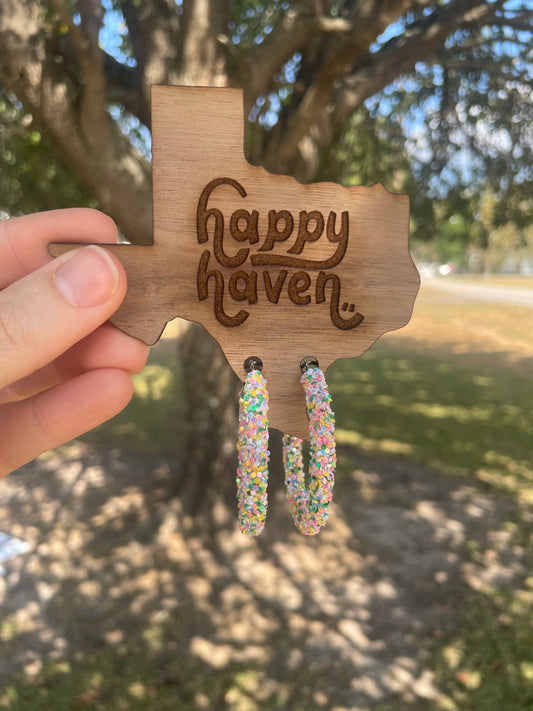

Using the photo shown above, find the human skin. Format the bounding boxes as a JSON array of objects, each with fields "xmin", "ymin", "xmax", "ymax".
[{"xmin": 0, "ymin": 208, "xmax": 149, "ymax": 477}]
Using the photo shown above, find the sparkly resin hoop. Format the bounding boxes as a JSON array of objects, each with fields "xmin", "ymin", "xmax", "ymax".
[
  {"xmin": 283, "ymin": 360, "xmax": 336, "ymax": 535},
  {"xmin": 236, "ymin": 358, "xmax": 270, "ymax": 536}
]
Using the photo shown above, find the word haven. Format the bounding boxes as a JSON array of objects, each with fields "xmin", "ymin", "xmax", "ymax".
[{"xmin": 195, "ymin": 176, "xmax": 364, "ymax": 330}]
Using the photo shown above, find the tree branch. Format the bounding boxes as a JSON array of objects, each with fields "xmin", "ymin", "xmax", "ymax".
[
  {"xmin": 179, "ymin": 0, "xmax": 231, "ymax": 85},
  {"xmin": 237, "ymin": 2, "xmax": 357, "ymax": 115},
  {"xmin": 46, "ymin": 0, "xmax": 86, "ymax": 55},
  {"xmin": 336, "ymin": 0, "xmax": 509, "ymax": 112},
  {"xmin": 0, "ymin": 0, "xmax": 152, "ymax": 242},
  {"xmin": 490, "ymin": 17, "xmax": 533, "ymax": 33},
  {"xmin": 46, "ymin": 0, "xmax": 110, "ymax": 151},
  {"xmin": 76, "ymin": 0, "xmax": 110, "ymax": 149},
  {"xmin": 121, "ymin": 0, "xmax": 181, "ymax": 97},
  {"xmin": 102, "ymin": 52, "xmax": 149, "ymax": 127},
  {"xmin": 267, "ymin": 0, "xmax": 508, "ymax": 178}
]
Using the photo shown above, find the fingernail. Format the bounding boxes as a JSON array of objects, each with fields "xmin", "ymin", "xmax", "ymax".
[{"xmin": 54, "ymin": 246, "xmax": 119, "ymax": 308}]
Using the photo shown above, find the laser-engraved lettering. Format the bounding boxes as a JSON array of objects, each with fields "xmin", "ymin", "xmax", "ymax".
[
  {"xmin": 197, "ymin": 250, "xmax": 249, "ymax": 326},
  {"xmin": 316, "ymin": 272, "xmax": 364, "ymax": 330},
  {"xmin": 230, "ymin": 209, "xmax": 259, "ymax": 244},
  {"xmin": 288, "ymin": 271, "xmax": 312, "ymax": 305},
  {"xmin": 258, "ymin": 210, "xmax": 294, "ymax": 252},
  {"xmin": 263, "ymin": 270, "xmax": 288, "ymax": 303},
  {"xmin": 229, "ymin": 270, "xmax": 258, "ymax": 303},
  {"xmin": 288, "ymin": 211, "xmax": 325, "ymax": 254},
  {"xmin": 195, "ymin": 178, "xmax": 363, "ymax": 331}
]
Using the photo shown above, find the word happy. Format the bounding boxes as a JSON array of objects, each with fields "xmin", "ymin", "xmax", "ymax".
[{"xmin": 196, "ymin": 177, "xmax": 364, "ymax": 330}]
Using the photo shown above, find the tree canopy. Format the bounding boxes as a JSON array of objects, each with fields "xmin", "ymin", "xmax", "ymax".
[{"xmin": 1, "ymin": 0, "xmax": 531, "ymax": 262}]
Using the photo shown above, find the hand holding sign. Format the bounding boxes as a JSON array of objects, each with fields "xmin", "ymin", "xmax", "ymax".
[{"xmin": 50, "ymin": 86, "xmax": 419, "ymax": 438}]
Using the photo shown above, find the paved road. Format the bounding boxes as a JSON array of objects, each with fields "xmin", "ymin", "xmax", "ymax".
[{"xmin": 422, "ymin": 277, "xmax": 533, "ymax": 308}]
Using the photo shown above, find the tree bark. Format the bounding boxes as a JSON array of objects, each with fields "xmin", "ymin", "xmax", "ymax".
[{"xmin": 0, "ymin": 0, "xmax": 153, "ymax": 243}]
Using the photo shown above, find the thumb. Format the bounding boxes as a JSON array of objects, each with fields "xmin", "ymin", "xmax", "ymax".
[{"xmin": 0, "ymin": 245, "xmax": 127, "ymax": 390}]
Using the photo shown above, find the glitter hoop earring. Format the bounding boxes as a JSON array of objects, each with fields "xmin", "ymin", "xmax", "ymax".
[
  {"xmin": 236, "ymin": 356, "xmax": 270, "ymax": 536},
  {"xmin": 283, "ymin": 357, "xmax": 336, "ymax": 536}
]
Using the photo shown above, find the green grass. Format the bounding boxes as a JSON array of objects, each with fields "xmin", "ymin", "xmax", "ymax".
[
  {"xmin": 433, "ymin": 585, "xmax": 533, "ymax": 710},
  {"xmin": 0, "ymin": 651, "xmax": 251, "ymax": 711},
  {"xmin": 373, "ymin": 579, "xmax": 533, "ymax": 711},
  {"xmin": 340, "ymin": 293, "xmax": 533, "ymax": 711},
  {"xmin": 10, "ymin": 295, "xmax": 530, "ymax": 711},
  {"xmin": 86, "ymin": 296, "xmax": 533, "ymax": 507},
  {"xmin": 329, "ymin": 341, "xmax": 533, "ymax": 503},
  {"xmin": 0, "ymin": 646, "xmax": 295, "ymax": 711}
]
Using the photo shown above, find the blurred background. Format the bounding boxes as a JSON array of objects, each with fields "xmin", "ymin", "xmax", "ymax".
[{"xmin": 1, "ymin": 1, "xmax": 532, "ymax": 709}]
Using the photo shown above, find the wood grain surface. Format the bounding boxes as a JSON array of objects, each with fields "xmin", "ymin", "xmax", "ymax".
[{"xmin": 50, "ymin": 85, "xmax": 420, "ymax": 439}]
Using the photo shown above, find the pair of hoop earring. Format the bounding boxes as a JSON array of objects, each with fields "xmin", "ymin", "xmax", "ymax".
[{"xmin": 236, "ymin": 355, "xmax": 336, "ymax": 537}]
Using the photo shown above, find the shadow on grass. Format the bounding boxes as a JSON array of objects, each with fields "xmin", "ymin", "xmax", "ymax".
[
  {"xmin": 84, "ymin": 334, "xmax": 533, "ymax": 505},
  {"xmin": 1, "ymin": 326, "xmax": 532, "ymax": 709},
  {"xmin": 1, "ymin": 439, "xmax": 531, "ymax": 710},
  {"xmin": 328, "ymin": 339, "xmax": 533, "ymax": 502}
]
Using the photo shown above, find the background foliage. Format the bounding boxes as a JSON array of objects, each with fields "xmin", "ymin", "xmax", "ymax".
[{"xmin": 1, "ymin": 0, "xmax": 532, "ymax": 269}]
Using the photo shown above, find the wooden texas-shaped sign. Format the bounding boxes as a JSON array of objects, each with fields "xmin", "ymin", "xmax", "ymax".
[{"xmin": 50, "ymin": 85, "xmax": 420, "ymax": 439}]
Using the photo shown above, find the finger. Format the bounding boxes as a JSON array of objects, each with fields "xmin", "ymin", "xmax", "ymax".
[
  {"xmin": 0, "ymin": 324, "xmax": 149, "ymax": 404},
  {"xmin": 0, "ymin": 208, "xmax": 118, "ymax": 289},
  {"xmin": 0, "ymin": 245, "xmax": 127, "ymax": 390},
  {"xmin": 0, "ymin": 369, "xmax": 134, "ymax": 478}
]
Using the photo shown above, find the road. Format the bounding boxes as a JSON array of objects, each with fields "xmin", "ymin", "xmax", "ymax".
[{"xmin": 422, "ymin": 277, "xmax": 533, "ymax": 308}]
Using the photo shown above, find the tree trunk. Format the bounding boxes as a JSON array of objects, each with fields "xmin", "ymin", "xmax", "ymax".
[
  {"xmin": 177, "ymin": 323, "xmax": 241, "ymax": 515},
  {"xmin": 176, "ymin": 322, "xmax": 284, "ymax": 520}
]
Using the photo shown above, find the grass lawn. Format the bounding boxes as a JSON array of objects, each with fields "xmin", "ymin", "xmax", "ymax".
[
  {"xmin": 3, "ymin": 281, "xmax": 532, "ymax": 711},
  {"xmin": 329, "ymin": 292, "xmax": 533, "ymax": 504},
  {"xmin": 446, "ymin": 275, "xmax": 533, "ymax": 289},
  {"xmin": 356, "ymin": 283, "xmax": 533, "ymax": 711},
  {"xmin": 80, "ymin": 281, "xmax": 533, "ymax": 711},
  {"xmin": 89, "ymin": 281, "xmax": 533, "ymax": 504}
]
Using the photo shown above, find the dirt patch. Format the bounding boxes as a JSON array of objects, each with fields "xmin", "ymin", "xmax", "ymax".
[{"xmin": 0, "ymin": 443, "xmax": 528, "ymax": 708}]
